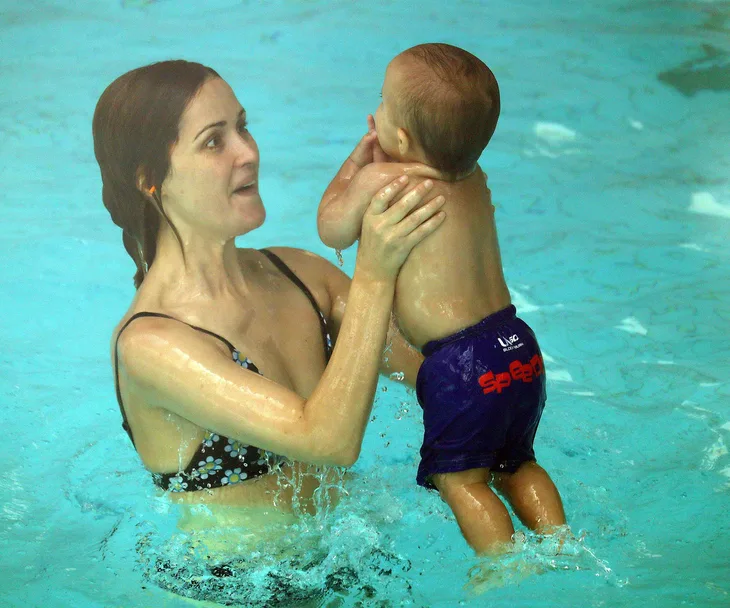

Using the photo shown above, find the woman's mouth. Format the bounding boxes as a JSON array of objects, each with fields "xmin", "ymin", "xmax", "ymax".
[{"xmin": 233, "ymin": 180, "xmax": 258, "ymax": 195}]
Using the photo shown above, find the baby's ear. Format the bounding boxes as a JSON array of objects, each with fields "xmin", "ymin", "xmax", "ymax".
[{"xmin": 396, "ymin": 127, "xmax": 411, "ymax": 155}]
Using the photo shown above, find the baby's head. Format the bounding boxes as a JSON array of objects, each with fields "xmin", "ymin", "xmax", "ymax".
[{"xmin": 374, "ymin": 43, "xmax": 500, "ymax": 180}]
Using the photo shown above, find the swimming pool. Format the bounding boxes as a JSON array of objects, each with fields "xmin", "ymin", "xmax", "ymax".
[{"xmin": 1, "ymin": 0, "xmax": 729, "ymax": 605}]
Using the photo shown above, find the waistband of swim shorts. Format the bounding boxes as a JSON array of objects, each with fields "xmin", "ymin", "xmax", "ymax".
[{"xmin": 421, "ymin": 305, "xmax": 517, "ymax": 357}]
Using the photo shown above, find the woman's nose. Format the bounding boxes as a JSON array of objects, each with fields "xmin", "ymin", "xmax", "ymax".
[{"xmin": 232, "ymin": 131, "xmax": 258, "ymax": 165}]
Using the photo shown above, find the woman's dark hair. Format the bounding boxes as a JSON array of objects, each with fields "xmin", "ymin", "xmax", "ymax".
[{"xmin": 93, "ymin": 60, "xmax": 220, "ymax": 288}]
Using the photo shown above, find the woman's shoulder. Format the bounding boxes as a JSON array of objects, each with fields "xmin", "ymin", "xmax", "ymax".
[
  {"xmin": 112, "ymin": 308, "xmax": 240, "ymax": 399},
  {"xmin": 110, "ymin": 283, "xmax": 213, "ymax": 369},
  {"xmin": 248, "ymin": 246, "xmax": 351, "ymax": 310},
  {"xmin": 111, "ymin": 309, "xmax": 187, "ymax": 365},
  {"xmin": 257, "ymin": 246, "xmax": 327, "ymax": 267},
  {"xmin": 251, "ymin": 246, "xmax": 346, "ymax": 283}
]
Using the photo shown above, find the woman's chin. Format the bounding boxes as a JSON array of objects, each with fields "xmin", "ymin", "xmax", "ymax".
[
  {"xmin": 252, "ymin": 205, "xmax": 266, "ymax": 229},
  {"xmin": 231, "ymin": 201, "xmax": 266, "ymax": 234}
]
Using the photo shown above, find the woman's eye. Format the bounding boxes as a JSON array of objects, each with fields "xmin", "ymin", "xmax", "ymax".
[
  {"xmin": 205, "ymin": 135, "xmax": 221, "ymax": 149},
  {"xmin": 237, "ymin": 120, "xmax": 249, "ymax": 134}
]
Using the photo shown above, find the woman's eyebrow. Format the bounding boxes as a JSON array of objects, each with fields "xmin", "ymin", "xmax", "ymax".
[{"xmin": 194, "ymin": 108, "xmax": 246, "ymax": 141}]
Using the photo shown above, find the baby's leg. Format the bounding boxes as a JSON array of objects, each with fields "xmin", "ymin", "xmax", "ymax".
[
  {"xmin": 491, "ymin": 461, "xmax": 565, "ymax": 533},
  {"xmin": 432, "ymin": 467, "xmax": 514, "ymax": 555}
]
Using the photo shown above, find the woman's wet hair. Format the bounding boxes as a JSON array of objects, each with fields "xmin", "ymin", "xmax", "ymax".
[
  {"xmin": 395, "ymin": 43, "xmax": 500, "ymax": 180},
  {"xmin": 93, "ymin": 60, "xmax": 220, "ymax": 288}
]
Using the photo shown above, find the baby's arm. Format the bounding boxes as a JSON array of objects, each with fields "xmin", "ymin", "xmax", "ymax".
[
  {"xmin": 318, "ymin": 130, "xmax": 443, "ymax": 250},
  {"xmin": 318, "ymin": 126, "xmax": 405, "ymax": 250}
]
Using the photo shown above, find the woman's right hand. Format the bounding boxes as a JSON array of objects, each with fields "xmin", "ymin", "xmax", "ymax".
[{"xmin": 356, "ymin": 176, "xmax": 446, "ymax": 282}]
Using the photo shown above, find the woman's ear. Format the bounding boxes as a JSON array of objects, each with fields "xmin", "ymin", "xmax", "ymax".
[{"xmin": 136, "ymin": 168, "xmax": 156, "ymax": 200}]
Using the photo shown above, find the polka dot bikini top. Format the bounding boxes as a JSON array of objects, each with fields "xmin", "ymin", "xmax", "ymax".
[{"xmin": 113, "ymin": 249, "xmax": 333, "ymax": 492}]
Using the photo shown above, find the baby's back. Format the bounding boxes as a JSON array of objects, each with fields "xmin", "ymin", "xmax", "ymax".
[{"xmin": 395, "ymin": 168, "xmax": 511, "ymax": 350}]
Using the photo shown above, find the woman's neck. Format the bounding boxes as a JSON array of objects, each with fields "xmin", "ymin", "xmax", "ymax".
[{"xmin": 145, "ymin": 226, "xmax": 251, "ymax": 305}]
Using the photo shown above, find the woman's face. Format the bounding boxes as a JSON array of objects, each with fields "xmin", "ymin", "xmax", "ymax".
[{"xmin": 161, "ymin": 77, "xmax": 264, "ymax": 239}]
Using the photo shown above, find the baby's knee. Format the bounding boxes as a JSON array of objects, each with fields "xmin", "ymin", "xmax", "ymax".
[{"xmin": 432, "ymin": 467, "xmax": 491, "ymax": 497}]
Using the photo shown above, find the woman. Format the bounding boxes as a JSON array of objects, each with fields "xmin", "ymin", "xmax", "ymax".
[{"xmin": 93, "ymin": 60, "xmax": 444, "ymax": 555}]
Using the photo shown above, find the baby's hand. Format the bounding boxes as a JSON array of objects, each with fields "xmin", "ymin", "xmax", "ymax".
[
  {"xmin": 348, "ymin": 115, "xmax": 394, "ymax": 169},
  {"xmin": 367, "ymin": 114, "xmax": 392, "ymax": 163},
  {"xmin": 348, "ymin": 130, "xmax": 379, "ymax": 169}
]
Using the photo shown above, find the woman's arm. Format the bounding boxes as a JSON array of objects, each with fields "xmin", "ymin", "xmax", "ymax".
[
  {"xmin": 118, "ymin": 177, "xmax": 444, "ymax": 467},
  {"xmin": 302, "ymin": 255, "xmax": 422, "ymax": 387},
  {"xmin": 261, "ymin": 248, "xmax": 424, "ymax": 387},
  {"xmin": 382, "ymin": 316, "xmax": 423, "ymax": 387}
]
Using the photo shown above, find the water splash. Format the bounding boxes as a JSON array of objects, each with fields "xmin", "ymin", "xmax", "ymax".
[
  {"xmin": 382, "ymin": 340, "xmax": 393, "ymax": 367},
  {"xmin": 129, "ymin": 457, "xmax": 424, "ymax": 606},
  {"xmin": 135, "ymin": 501, "xmax": 417, "ymax": 606},
  {"xmin": 464, "ymin": 528, "xmax": 629, "ymax": 595}
]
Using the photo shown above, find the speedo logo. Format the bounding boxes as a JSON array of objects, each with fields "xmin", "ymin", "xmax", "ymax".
[
  {"xmin": 478, "ymin": 354, "xmax": 544, "ymax": 395},
  {"xmin": 498, "ymin": 334, "xmax": 523, "ymax": 351}
]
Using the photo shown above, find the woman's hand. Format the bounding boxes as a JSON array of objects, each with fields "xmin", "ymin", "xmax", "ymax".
[
  {"xmin": 356, "ymin": 176, "xmax": 445, "ymax": 282},
  {"xmin": 318, "ymin": 116, "xmax": 447, "ymax": 251}
]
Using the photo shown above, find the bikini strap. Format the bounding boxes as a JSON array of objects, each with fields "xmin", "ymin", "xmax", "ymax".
[
  {"xmin": 113, "ymin": 311, "xmax": 238, "ymax": 446},
  {"xmin": 260, "ymin": 249, "xmax": 333, "ymax": 360}
]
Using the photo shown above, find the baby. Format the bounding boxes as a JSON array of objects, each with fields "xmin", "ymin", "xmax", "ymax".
[{"xmin": 318, "ymin": 43, "xmax": 566, "ymax": 554}]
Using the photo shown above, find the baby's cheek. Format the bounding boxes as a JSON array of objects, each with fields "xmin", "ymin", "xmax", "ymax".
[{"xmin": 374, "ymin": 105, "xmax": 385, "ymax": 129}]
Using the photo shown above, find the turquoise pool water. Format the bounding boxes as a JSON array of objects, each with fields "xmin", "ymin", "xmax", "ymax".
[{"xmin": 1, "ymin": 0, "xmax": 729, "ymax": 606}]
